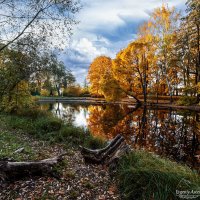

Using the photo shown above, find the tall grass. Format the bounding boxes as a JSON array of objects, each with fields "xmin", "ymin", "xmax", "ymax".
[
  {"xmin": 117, "ymin": 151, "xmax": 200, "ymax": 200},
  {"xmin": 0, "ymin": 108, "xmax": 105, "ymax": 149}
]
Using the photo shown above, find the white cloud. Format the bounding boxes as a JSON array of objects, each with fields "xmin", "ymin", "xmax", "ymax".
[
  {"xmin": 71, "ymin": 67, "xmax": 88, "ymax": 84},
  {"xmin": 75, "ymin": 0, "xmax": 186, "ymax": 33},
  {"xmin": 61, "ymin": 0, "xmax": 187, "ymax": 84},
  {"xmin": 71, "ymin": 37, "xmax": 112, "ymax": 61}
]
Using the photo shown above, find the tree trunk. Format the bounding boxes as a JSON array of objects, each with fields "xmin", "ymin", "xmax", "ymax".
[
  {"xmin": 0, "ymin": 153, "xmax": 67, "ymax": 181},
  {"xmin": 56, "ymin": 85, "xmax": 61, "ymax": 96},
  {"xmin": 195, "ymin": 23, "xmax": 200, "ymax": 103},
  {"xmin": 80, "ymin": 134, "xmax": 131, "ymax": 166}
]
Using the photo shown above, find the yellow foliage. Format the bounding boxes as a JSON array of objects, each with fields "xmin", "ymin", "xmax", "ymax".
[
  {"xmin": 63, "ymin": 85, "xmax": 81, "ymax": 97},
  {"xmin": 87, "ymin": 56, "xmax": 112, "ymax": 95},
  {"xmin": 40, "ymin": 89, "xmax": 50, "ymax": 97},
  {"xmin": 113, "ymin": 39, "xmax": 156, "ymax": 99},
  {"xmin": 87, "ymin": 56, "xmax": 124, "ymax": 101},
  {"xmin": 197, "ymin": 82, "xmax": 200, "ymax": 94},
  {"xmin": 1, "ymin": 81, "xmax": 33, "ymax": 112},
  {"xmin": 86, "ymin": 4, "xmax": 198, "ymax": 101}
]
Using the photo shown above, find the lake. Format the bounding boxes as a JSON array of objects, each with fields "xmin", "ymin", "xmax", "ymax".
[{"xmin": 39, "ymin": 102, "xmax": 199, "ymax": 170}]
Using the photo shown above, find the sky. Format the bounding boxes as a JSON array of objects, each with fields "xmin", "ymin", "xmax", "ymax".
[{"xmin": 60, "ymin": 0, "xmax": 187, "ymax": 85}]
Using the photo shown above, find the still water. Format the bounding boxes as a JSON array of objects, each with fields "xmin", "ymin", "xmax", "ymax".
[{"xmin": 39, "ymin": 102, "xmax": 199, "ymax": 170}]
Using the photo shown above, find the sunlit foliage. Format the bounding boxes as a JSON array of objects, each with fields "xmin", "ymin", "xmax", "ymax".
[
  {"xmin": 87, "ymin": 56, "xmax": 124, "ymax": 101},
  {"xmin": 87, "ymin": 2, "xmax": 200, "ymax": 104}
]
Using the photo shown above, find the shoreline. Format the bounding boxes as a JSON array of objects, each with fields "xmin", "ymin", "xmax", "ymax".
[{"xmin": 37, "ymin": 97, "xmax": 200, "ymax": 112}]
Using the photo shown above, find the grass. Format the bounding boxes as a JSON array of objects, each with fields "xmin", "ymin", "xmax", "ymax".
[
  {"xmin": 0, "ymin": 108, "xmax": 105, "ymax": 150},
  {"xmin": 0, "ymin": 131, "xmax": 36, "ymax": 161},
  {"xmin": 117, "ymin": 151, "xmax": 200, "ymax": 200}
]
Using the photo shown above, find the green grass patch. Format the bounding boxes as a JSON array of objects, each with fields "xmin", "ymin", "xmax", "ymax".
[
  {"xmin": 0, "ymin": 114, "xmax": 62, "ymax": 136},
  {"xmin": 0, "ymin": 108, "xmax": 105, "ymax": 150},
  {"xmin": 0, "ymin": 131, "xmax": 35, "ymax": 161},
  {"xmin": 117, "ymin": 151, "xmax": 200, "ymax": 200}
]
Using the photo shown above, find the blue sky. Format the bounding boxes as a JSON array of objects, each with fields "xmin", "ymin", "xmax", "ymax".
[{"xmin": 60, "ymin": 0, "xmax": 187, "ymax": 85}]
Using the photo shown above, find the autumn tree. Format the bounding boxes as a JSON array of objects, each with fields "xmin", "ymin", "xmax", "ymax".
[
  {"xmin": 176, "ymin": 20, "xmax": 195, "ymax": 93},
  {"xmin": 86, "ymin": 3, "xmax": 199, "ymax": 105},
  {"xmin": 146, "ymin": 4, "xmax": 181, "ymax": 102},
  {"xmin": 112, "ymin": 5, "xmax": 180, "ymax": 104},
  {"xmin": 113, "ymin": 39, "xmax": 155, "ymax": 103},
  {"xmin": 87, "ymin": 56, "xmax": 124, "ymax": 101}
]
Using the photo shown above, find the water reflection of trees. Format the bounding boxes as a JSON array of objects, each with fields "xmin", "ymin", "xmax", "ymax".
[
  {"xmin": 40, "ymin": 103, "xmax": 89, "ymax": 125},
  {"xmin": 87, "ymin": 105, "xmax": 135, "ymax": 137},
  {"xmin": 88, "ymin": 105, "xmax": 199, "ymax": 169}
]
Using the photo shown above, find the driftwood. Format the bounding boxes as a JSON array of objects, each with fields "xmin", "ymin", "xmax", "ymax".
[
  {"xmin": 80, "ymin": 134, "xmax": 131, "ymax": 165},
  {"xmin": 0, "ymin": 153, "xmax": 67, "ymax": 181}
]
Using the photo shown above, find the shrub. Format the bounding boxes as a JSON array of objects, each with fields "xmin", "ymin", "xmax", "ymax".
[
  {"xmin": 59, "ymin": 126, "xmax": 105, "ymax": 148},
  {"xmin": 2, "ymin": 111, "xmax": 62, "ymax": 136},
  {"xmin": 139, "ymin": 95, "xmax": 180, "ymax": 101},
  {"xmin": 35, "ymin": 117, "xmax": 62, "ymax": 133},
  {"xmin": 5, "ymin": 115, "xmax": 37, "ymax": 135},
  {"xmin": 1, "ymin": 110, "xmax": 105, "ymax": 149},
  {"xmin": 60, "ymin": 126, "xmax": 85, "ymax": 143},
  {"xmin": 79, "ymin": 90, "xmax": 91, "ymax": 97}
]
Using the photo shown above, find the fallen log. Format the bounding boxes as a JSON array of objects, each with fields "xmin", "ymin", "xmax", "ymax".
[
  {"xmin": 80, "ymin": 134, "xmax": 131, "ymax": 165},
  {"xmin": 0, "ymin": 153, "xmax": 67, "ymax": 181},
  {"xmin": 81, "ymin": 134, "xmax": 122, "ymax": 155}
]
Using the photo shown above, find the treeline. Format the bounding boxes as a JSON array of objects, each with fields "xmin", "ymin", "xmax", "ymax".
[{"xmin": 87, "ymin": 0, "xmax": 200, "ymax": 104}]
